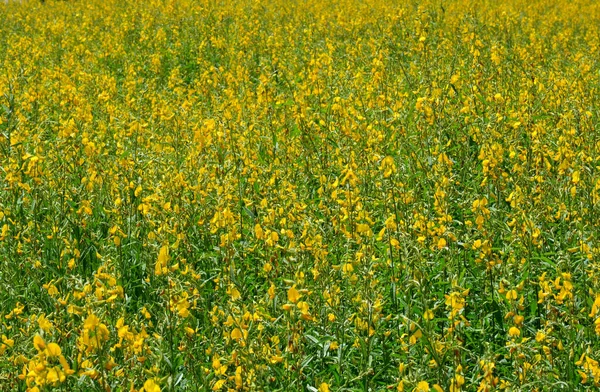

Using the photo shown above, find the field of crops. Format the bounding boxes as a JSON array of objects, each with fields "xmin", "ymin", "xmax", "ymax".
[{"xmin": 1, "ymin": 0, "xmax": 600, "ymax": 390}]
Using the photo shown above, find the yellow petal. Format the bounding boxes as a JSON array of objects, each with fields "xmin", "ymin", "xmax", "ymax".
[
  {"xmin": 84, "ymin": 314, "xmax": 100, "ymax": 330},
  {"xmin": 231, "ymin": 328, "xmax": 243, "ymax": 340},
  {"xmin": 33, "ymin": 335, "xmax": 46, "ymax": 351},
  {"xmin": 144, "ymin": 379, "xmax": 161, "ymax": 392},
  {"xmin": 287, "ymin": 286, "xmax": 301, "ymax": 303},
  {"xmin": 437, "ymin": 237, "xmax": 447, "ymax": 249},
  {"xmin": 46, "ymin": 342, "xmax": 62, "ymax": 357},
  {"xmin": 212, "ymin": 379, "xmax": 226, "ymax": 391}
]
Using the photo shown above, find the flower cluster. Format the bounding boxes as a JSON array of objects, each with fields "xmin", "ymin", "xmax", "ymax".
[{"xmin": 1, "ymin": 0, "xmax": 600, "ymax": 390}]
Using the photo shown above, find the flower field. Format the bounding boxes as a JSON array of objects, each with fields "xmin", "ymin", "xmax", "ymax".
[{"xmin": 1, "ymin": 0, "xmax": 600, "ymax": 390}]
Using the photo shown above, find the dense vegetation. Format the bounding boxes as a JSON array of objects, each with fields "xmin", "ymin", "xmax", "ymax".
[{"xmin": 1, "ymin": 0, "xmax": 600, "ymax": 390}]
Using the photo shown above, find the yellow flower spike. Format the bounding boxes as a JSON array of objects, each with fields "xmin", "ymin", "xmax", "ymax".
[
  {"xmin": 254, "ymin": 223, "xmax": 264, "ymax": 239},
  {"xmin": 454, "ymin": 366, "xmax": 465, "ymax": 387},
  {"xmin": 154, "ymin": 245, "xmax": 169, "ymax": 276},
  {"xmin": 235, "ymin": 366, "xmax": 243, "ymax": 389}
]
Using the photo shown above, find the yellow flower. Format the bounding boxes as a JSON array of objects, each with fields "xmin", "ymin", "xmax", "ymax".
[
  {"xmin": 212, "ymin": 379, "xmax": 226, "ymax": 391},
  {"xmin": 513, "ymin": 314, "xmax": 524, "ymax": 326},
  {"xmin": 33, "ymin": 335, "xmax": 46, "ymax": 351},
  {"xmin": 38, "ymin": 314, "xmax": 53, "ymax": 332},
  {"xmin": 46, "ymin": 367, "xmax": 60, "ymax": 384},
  {"xmin": 506, "ymin": 290, "xmax": 518, "ymax": 301},
  {"xmin": 231, "ymin": 328, "xmax": 243, "ymax": 340},
  {"xmin": 1, "ymin": 335, "xmax": 14, "ymax": 348},
  {"xmin": 287, "ymin": 285, "xmax": 301, "ymax": 303},
  {"xmin": 268, "ymin": 283, "xmax": 276, "ymax": 300},
  {"xmin": 84, "ymin": 313, "xmax": 100, "ymax": 330},
  {"xmin": 415, "ymin": 380, "xmax": 430, "ymax": 392},
  {"xmin": 423, "ymin": 309, "xmax": 434, "ymax": 321},
  {"xmin": 437, "ymin": 237, "xmax": 447, "ymax": 249},
  {"xmin": 297, "ymin": 301, "xmax": 312, "ymax": 320},
  {"xmin": 144, "ymin": 378, "xmax": 161, "ymax": 392},
  {"xmin": 46, "ymin": 342, "xmax": 62, "ymax": 357},
  {"xmin": 508, "ymin": 326, "xmax": 521, "ymax": 337},
  {"xmin": 154, "ymin": 245, "xmax": 169, "ymax": 276}
]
